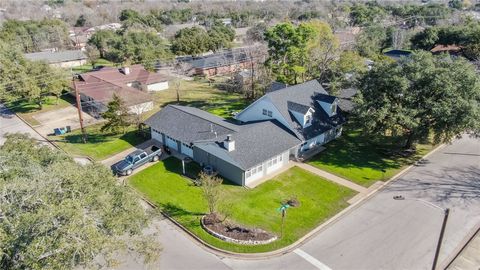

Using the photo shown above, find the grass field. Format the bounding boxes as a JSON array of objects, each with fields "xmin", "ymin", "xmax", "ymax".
[
  {"xmin": 71, "ymin": 59, "xmax": 116, "ymax": 74},
  {"xmin": 147, "ymin": 79, "xmax": 250, "ymax": 120},
  {"xmin": 129, "ymin": 157, "xmax": 356, "ymax": 253},
  {"xmin": 308, "ymin": 129, "xmax": 435, "ymax": 187},
  {"xmin": 53, "ymin": 123, "xmax": 147, "ymax": 160},
  {"xmin": 7, "ymin": 95, "xmax": 75, "ymax": 126}
]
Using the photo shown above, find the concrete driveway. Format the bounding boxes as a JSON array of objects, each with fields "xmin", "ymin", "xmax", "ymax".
[
  {"xmin": 115, "ymin": 135, "xmax": 480, "ymax": 270},
  {"xmin": 33, "ymin": 105, "xmax": 100, "ymax": 137}
]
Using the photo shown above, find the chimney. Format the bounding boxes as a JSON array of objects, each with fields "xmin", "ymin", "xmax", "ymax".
[
  {"xmin": 122, "ymin": 66, "xmax": 130, "ymax": 75},
  {"xmin": 223, "ymin": 135, "xmax": 235, "ymax": 152}
]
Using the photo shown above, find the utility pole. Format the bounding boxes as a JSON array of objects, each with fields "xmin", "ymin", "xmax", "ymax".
[
  {"xmin": 432, "ymin": 208, "xmax": 449, "ymax": 270},
  {"xmin": 72, "ymin": 76, "xmax": 87, "ymax": 143}
]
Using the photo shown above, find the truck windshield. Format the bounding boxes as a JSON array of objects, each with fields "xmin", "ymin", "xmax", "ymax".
[{"xmin": 125, "ymin": 155, "xmax": 134, "ymax": 164}]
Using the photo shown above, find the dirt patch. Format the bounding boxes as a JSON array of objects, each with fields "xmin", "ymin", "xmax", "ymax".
[{"xmin": 201, "ymin": 213, "xmax": 277, "ymax": 245}]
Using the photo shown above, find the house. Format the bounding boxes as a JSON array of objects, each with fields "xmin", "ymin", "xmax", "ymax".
[
  {"xmin": 430, "ymin": 44, "xmax": 463, "ymax": 56},
  {"xmin": 74, "ymin": 65, "xmax": 168, "ymax": 116},
  {"xmin": 144, "ymin": 79, "xmax": 345, "ymax": 186},
  {"xmin": 25, "ymin": 50, "xmax": 87, "ymax": 68},
  {"xmin": 383, "ymin": 49, "xmax": 412, "ymax": 61},
  {"xmin": 235, "ymin": 80, "xmax": 345, "ymax": 154},
  {"xmin": 179, "ymin": 47, "xmax": 253, "ymax": 76}
]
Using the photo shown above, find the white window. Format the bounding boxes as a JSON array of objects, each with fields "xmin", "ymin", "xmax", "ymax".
[
  {"xmin": 331, "ymin": 103, "xmax": 337, "ymax": 115},
  {"xmin": 246, "ymin": 170, "xmax": 251, "ymax": 178},
  {"xmin": 279, "ymin": 155, "xmax": 283, "ymax": 162},
  {"xmin": 262, "ymin": 109, "xmax": 267, "ymax": 115},
  {"xmin": 267, "ymin": 111, "xmax": 272, "ymax": 117}
]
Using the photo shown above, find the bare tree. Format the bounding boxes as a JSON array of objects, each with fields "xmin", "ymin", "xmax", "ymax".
[
  {"xmin": 241, "ymin": 44, "xmax": 268, "ymax": 99},
  {"xmin": 199, "ymin": 172, "xmax": 223, "ymax": 215}
]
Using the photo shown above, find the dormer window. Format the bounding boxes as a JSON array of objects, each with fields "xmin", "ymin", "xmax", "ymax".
[
  {"xmin": 331, "ymin": 102, "xmax": 337, "ymax": 115},
  {"xmin": 305, "ymin": 114, "xmax": 312, "ymax": 125}
]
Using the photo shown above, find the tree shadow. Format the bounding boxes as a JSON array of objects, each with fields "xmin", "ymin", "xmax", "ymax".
[
  {"xmin": 385, "ymin": 165, "xmax": 480, "ymax": 206},
  {"xmin": 160, "ymin": 202, "xmax": 204, "ymax": 217}
]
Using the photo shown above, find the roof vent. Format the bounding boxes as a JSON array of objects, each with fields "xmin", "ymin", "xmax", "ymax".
[{"xmin": 224, "ymin": 135, "xmax": 235, "ymax": 152}]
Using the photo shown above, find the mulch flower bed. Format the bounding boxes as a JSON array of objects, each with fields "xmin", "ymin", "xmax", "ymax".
[{"xmin": 201, "ymin": 213, "xmax": 277, "ymax": 245}]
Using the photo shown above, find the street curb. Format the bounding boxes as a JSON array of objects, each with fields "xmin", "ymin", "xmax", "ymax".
[
  {"xmin": 442, "ymin": 222, "xmax": 480, "ymax": 270},
  {"xmin": 126, "ymin": 143, "xmax": 447, "ymax": 260}
]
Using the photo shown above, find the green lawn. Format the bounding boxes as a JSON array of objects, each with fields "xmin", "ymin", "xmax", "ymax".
[
  {"xmin": 71, "ymin": 59, "xmax": 116, "ymax": 74},
  {"xmin": 7, "ymin": 95, "xmax": 75, "ymax": 126},
  {"xmin": 146, "ymin": 79, "xmax": 250, "ymax": 120},
  {"xmin": 53, "ymin": 124, "xmax": 147, "ymax": 160},
  {"xmin": 308, "ymin": 129, "xmax": 435, "ymax": 187},
  {"xmin": 129, "ymin": 158, "xmax": 357, "ymax": 253}
]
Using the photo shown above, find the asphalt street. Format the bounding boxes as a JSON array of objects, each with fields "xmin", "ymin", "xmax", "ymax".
[
  {"xmin": 0, "ymin": 103, "xmax": 46, "ymax": 145},
  {"xmin": 116, "ymin": 135, "xmax": 480, "ymax": 270}
]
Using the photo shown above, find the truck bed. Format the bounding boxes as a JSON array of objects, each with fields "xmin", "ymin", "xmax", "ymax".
[{"xmin": 144, "ymin": 145, "xmax": 161, "ymax": 155}]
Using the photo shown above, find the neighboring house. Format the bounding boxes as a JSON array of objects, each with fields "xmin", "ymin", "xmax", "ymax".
[
  {"xmin": 74, "ymin": 65, "xmax": 168, "ymax": 116},
  {"xmin": 25, "ymin": 50, "xmax": 87, "ymax": 68},
  {"xmin": 234, "ymin": 27, "xmax": 250, "ymax": 43},
  {"xmin": 179, "ymin": 47, "xmax": 252, "ymax": 76},
  {"xmin": 383, "ymin": 49, "xmax": 412, "ymax": 61},
  {"xmin": 144, "ymin": 79, "xmax": 345, "ymax": 186},
  {"xmin": 430, "ymin": 44, "xmax": 463, "ymax": 56}
]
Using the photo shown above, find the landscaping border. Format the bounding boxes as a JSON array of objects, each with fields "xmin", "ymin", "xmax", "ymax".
[
  {"xmin": 200, "ymin": 215, "xmax": 278, "ymax": 245},
  {"xmin": 128, "ymin": 143, "xmax": 448, "ymax": 260}
]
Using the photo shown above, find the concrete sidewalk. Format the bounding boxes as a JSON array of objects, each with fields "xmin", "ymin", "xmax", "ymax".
[
  {"xmin": 294, "ymin": 162, "xmax": 368, "ymax": 193},
  {"xmin": 448, "ymin": 229, "xmax": 480, "ymax": 270}
]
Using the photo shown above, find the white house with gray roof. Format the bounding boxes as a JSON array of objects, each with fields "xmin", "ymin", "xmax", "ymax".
[
  {"xmin": 235, "ymin": 79, "xmax": 345, "ymax": 153},
  {"xmin": 144, "ymin": 79, "xmax": 345, "ymax": 186}
]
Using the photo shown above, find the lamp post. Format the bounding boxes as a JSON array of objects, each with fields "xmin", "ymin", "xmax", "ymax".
[
  {"xmin": 393, "ymin": 195, "xmax": 449, "ymax": 270},
  {"xmin": 277, "ymin": 203, "xmax": 290, "ymax": 238}
]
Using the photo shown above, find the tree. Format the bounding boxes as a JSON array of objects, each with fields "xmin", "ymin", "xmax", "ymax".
[
  {"xmin": 349, "ymin": 2, "xmax": 386, "ymax": 26},
  {"xmin": 303, "ymin": 20, "xmax": 340, "ymax": 81},
  {"xmin": 0, "ymin": 134, "xmax": 161, "ymax": 270},
  {"xmin": 101, "ymin": 94, "xmax": 132, "ymax": 134},
  {"xmin": 0, "ymin": 19, "xmax": 70, "ymax": 53},
  {"xmin": 355, "ymin": 51, "xmax": 480, "ymax": 149},
  {"xmin": 410, "ymin": 27, "xmax": 439, "ymax": 50},
  {"xmin": 245, "ymin": 23, "xmax": 267, "ymax": 44},
  {"xmin": 264, "ymin": 22, "xmax": 315, "ymax": 84},
  {"xmin": 207, "ymin": 23, "xmax": 235, "ymax": 52},
  {"xmin": 85, "ymin": 45, "xmax": 100, "ymax": 68},
  {"xmin": 171, "ymin": 27, "xmax": 210, "ymax": 56},
  {"xmin": 199, "ymin": 172, "xmax": 223, "ymax": 214},
  {"xmin": 0, "ymin": 41, "xmax": 68, "ymax": 108},
  {"xmin": 355, "ymin": 25, "xmax": 391, "ymax": 58}
]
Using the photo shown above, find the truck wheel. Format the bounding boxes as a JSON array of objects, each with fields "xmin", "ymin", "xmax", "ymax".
[
  {"xmin": 126, "ymin": 169, "xmax": 133, "ymax": 176},
  {"xmin": 152, "ymin": 155, "xmax": 159, "ymax": 162}
]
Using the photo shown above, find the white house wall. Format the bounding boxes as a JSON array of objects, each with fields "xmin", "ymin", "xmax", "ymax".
[
  {"xmin": 244, "ymin": 150, "xmax": 290, "ymax": 186},
  {"xmin": 147, "ymin": 81, "xmax": 169, "ymax": 91},
  {"xmin": 235, "ymin": 97, "xmax": 291, "ymax": 131},
  {"xmin": 301, "ymin": 133, "xmax": 325, "ymax": 152}
]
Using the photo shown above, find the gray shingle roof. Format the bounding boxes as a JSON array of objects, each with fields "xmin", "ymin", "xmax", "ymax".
[
  {"xmin": 144, "ymin": 105, "xmax": 238, "ymax": 144},
  {"xmin": 263, "ymin": 79, "xmax": 343, "ymax": 140},
  {"xmin": 144, "ymin": 105, "xmax": 300, "ymax": 170},
  {"xmin": 195, "ymin": 120, "xmax": 300, "ymax": 170},
  {"xmin": 24, "ymin": 50, "xmax": 87, "ymax": 64},
  {"xmin": 287, "ymin": 101, "xmax": 311, "ymax": 114},
  {"xmin": 336, "ymin": 88, "xmax": 358, "ymax": 112},
  {"xmin": 186, "ymin": 49, "xmax": 248, "ymax": 69}
]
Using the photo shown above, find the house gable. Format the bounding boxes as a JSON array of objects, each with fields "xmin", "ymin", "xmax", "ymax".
[{"xmin": 235, "ymin": 96, "xmax": 292, "ymax": 133}]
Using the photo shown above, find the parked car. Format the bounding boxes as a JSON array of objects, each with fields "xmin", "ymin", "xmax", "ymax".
[{"xmin": 112, "ymin": 145, "xmax": 162, "ymax": 176}]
